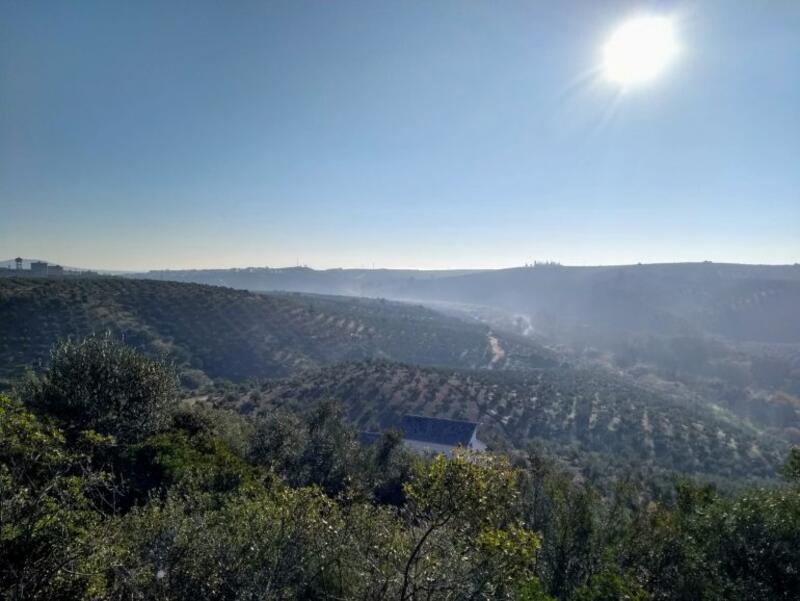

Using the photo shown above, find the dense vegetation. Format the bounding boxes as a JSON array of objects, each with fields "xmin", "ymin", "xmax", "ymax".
[
  {"xmin": 2, "ymin": 337, "xmax": 799, "ymax": 600},
  {"xmin": 0, "ymin": 277, "xmax": 553, "ymax": 387}
]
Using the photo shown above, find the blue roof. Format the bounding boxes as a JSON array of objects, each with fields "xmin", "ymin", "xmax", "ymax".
[{"xmin": 400, "ymin": 414, "xmax": 478, "ymax": 446}]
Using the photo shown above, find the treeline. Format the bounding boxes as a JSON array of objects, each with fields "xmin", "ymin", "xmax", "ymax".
[{"xmin": 2, "ymin": 336, "xmax": 799, "ymax": 600}]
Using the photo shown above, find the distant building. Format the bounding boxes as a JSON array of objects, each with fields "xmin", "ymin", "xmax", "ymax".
[
  {"xmin": 399, "ymin": 415, "xmax": 486, "ymax": 456},
  {"xmin": 360, "ymin": 415, "xmax": 486, "ymax": 456},
  {"xmin": 15, "ymin": 257, "xmax": 22, "ymax": 270},
  {"xmin": 48, "ymin": 264, "xmax": 64, "ymax": 275},
  {"xmin": 30, "ymin": 261, "xmax": 48, "ymax": 275}
]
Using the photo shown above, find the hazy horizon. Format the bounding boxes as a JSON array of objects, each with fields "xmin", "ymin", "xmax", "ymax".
[
  {"xmin": 4, "ymin": 256, "xmax": 800, "ymax": 275},
  {"xmin": 2, "ymin": 1, "xmax": 798, "ymax": 270}
]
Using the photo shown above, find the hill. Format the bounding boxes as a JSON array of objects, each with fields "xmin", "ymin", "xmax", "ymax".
[
  {"xmin": 137, "ymin": 266, "xmax": 481, "ymax": 296},
  {"xmin": 1, "ymin": 275, "xmax": 788, "ymax": 482},
  {"xmin": 220, "ymin": 360, "xmax": 786, "ymax": 482},
  {"xmin": 0, "ymin": 276, "xmax": 555, "ymax": 386},
  {"xmin": 136, "ymin": 263, "xmax": 800, "ymax": 447},
  {"xmin": 137, "ymin": 262, "xmax": 800, "ymax": 343}
]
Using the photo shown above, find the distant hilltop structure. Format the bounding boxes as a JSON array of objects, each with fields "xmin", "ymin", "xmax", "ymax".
[
  {"xmin": 0, "ymin": 257, "xmax": 90, "ymax": 278},
  {"xmin": 30, "ymin": 261, "xmax": 63, "ymax": 275},
  {"xmin": 523, "ymin": 260, "xmax": 562, "ymax": 268}
]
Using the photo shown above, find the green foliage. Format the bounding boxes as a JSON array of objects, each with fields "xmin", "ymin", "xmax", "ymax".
[
  {"xmin": 400, "ymin": 451, "xmax": 543, "ymax": 600},
  {"xmin": 124, "ymin": 431, "xmax": 256, "ymax": 499},
  {"xmin": 18, "ymin": 334, "xmax": 178, "ymax": 444},
  {"xmin": 573, "ymin": 570, "xmax": 648, "ymax": 601},
  {"xmin": 517, "ymin": 579, "xmax": 558, "ymax": 601},
  {"xmin": 250, "ymin": 399, "xmax": 364, "ymax": 497},
  {"xmin": 109, "ymin": 484, "xmax": 356, "ymax": 599},
  {"xmin": 104, "ymin": 449, "xmax": 546, "ymax": 600},
  {"xmin": 518, "ymin": 448, "xmax": 628, "ymax": 600},
  {"xmin": 0, "ymin": 394, "xmax": 115, "ymax": 600},
  {"xmin": 622, "ymin": 478, "xmax": 800, "ymax": 600},
  {"xmin": 780, "ymin": 447, "xmax": 800, "ymax": 483},
  {"xmin": 367, "ymin": 428, "xmax": 413, "ymax": 506},
  {"xmin": 298, "ymin": 399, "xmax": 362, "ymax": 496},
  {"xmin": 405, "ymin": 452, "xmax": 522, "ymax": 533},
  {"xmin": 2, "ymin": 338, "xmax": 799, "ymax": 600}
]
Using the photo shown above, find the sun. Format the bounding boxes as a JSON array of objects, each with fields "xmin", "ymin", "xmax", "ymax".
[{"xmin": 602, "ymin": 16, "xmax": 679, "ymax": 87}]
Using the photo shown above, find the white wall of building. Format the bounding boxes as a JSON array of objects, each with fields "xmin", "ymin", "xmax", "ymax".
[{"xmin": 403, "ymin": 435, "xmax": 486, "ymax": 457}]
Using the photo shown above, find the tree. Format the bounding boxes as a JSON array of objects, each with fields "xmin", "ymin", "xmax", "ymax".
[
  {"xmin": 573, "ymin": 570, "xmax": 648, "ymax": 601},
  {"xmin": 0, "ymin": 394, "xmax": 115, "ymax": 600},
  {"xmin": 19, "ymin": 334, "xmax": 178, "ymax": 444},
  {"xmin": 400, "ymin": 451, "xmax": 543, "ymax": 600},
  {"xmin": 300, "ymin": 399, "xmax": 362, "ymax": 496},
  {"xmin": 249, "ymin": 409, "xmax": 308, "ymax": 478},
  {"xmin": 780, "ymin": 447, "xmax": 800, "ymax": 484},
  {"xmin": 368, "ymin": 427, "xmax": 412, "ymax": 506}
]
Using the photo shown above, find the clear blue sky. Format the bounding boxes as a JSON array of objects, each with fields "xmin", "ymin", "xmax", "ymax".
[{"xmin": 1, "ymin": 0, "xmax": 798, "ymax": 270}]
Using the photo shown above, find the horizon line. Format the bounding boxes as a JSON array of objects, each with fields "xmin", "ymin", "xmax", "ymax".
[{"xmin": 4, "ymin": 258, "xmax": 800, "ymax": 274}]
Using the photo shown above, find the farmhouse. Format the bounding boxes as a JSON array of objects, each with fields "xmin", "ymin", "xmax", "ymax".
[
  {"xmin": 400, "ymin": 414, "xmax": 485, "ymax": 456},
  {"xmin": 360, "ymin": 415, "xmax": 485, "ymax": 456}
]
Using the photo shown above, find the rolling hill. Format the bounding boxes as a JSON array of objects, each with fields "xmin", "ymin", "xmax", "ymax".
[
  {"xmin": 220, "ymin": 360, "xmax": 786, "ymax": 482},
  {"xmin": 137, "ymin": 262, "xmax": 800, "ymax": 342},
  {"xmin": 0, "ymin": 275, "xmax": 789, "ymax": 483},
  {"xmin": 0, "ymin": 276, "xmax": 555, "ymax": 386}
]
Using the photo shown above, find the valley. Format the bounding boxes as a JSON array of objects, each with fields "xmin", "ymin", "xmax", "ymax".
[{"xmin": 2, "ymin": 271, "xmax": 792, "ymax": 486}]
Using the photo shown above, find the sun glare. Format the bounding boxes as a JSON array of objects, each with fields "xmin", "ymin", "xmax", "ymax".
[{"xmin": 602, "ymin": 16, "xmax": 679, "ymax": 88}]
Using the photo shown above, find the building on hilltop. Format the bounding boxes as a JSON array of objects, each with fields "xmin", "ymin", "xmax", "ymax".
[
  {"xmin": 30, "ymin": 261, "xmax": 48, "ymax": 275},
  {"xmin": 25, "ymin": 261, "xmax": 65, "ymax": 276}
]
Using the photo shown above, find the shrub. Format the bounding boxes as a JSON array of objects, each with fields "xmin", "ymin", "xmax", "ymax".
[
  {"xmin": 0, "ymin": 394, "xmax": 115, "ymax": 600},
  {"xmin": 19, "ymin": 334, "xmax": 178, "ymax": 444}
]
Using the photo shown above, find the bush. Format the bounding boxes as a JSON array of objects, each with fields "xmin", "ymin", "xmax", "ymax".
[
  {"xmin": 0, "ymin": 394, "xmax": 115, "ymax": 600},
  {"xmin": 19, "ymin": 334, "xmax": 178, "ymax": 444}
]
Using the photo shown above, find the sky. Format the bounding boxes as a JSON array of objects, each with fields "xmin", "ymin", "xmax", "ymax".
[{"xmin": 1, "ymin": 0, "xmax": 798, "ymax": 271}]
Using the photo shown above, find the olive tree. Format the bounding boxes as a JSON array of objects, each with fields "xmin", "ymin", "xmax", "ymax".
[{"xmin": 20, "ymin": 335, "xmax": 178, "ymax": 444}]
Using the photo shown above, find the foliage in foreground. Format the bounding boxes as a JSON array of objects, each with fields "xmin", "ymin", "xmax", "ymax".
[{"xmin": 1, "ymin": 337, "xmax": 799, "ymax": 600}]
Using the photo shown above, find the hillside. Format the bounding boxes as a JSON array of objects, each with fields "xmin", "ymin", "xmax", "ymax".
[
  {"xmin": 136, "ymin": 267, "xmax": 482, "ymax": 297},
  {"xmin": 224, "ymin": 360, "xmax": 786, "ymax": 482},
  {"xmin": 0, "ymin": 277, "xmax": 555, "ymax": 386},
  {"xmin": 138, "ymin": 263, "xmax": 800, "ymax": 449},
  {"xmin": 1, "ymin": 276, "xmax": 788, "ymax": 482},
  {"xmin": 404, "ymin": 263, "xmax": 800, "ymax": 343},
  {"xmin": 138, "ymin": 263, "xmax": 800, "ymax": 342}
]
